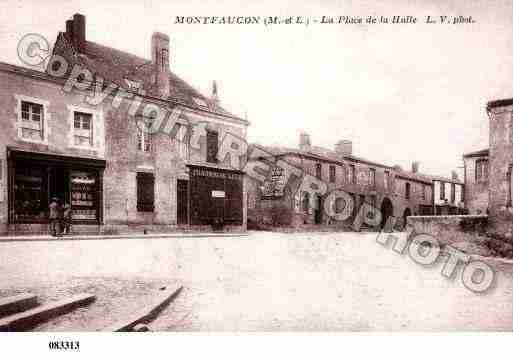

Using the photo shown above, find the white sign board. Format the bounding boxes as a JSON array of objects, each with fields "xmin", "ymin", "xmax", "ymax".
[{"xmin": 212, "ymin": 190, "xmax": 226, "ymax": 198}]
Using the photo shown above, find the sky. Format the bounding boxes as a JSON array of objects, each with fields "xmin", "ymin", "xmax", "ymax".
[{"xmin": 0, "ymin": 0, "xmax": 512, "ymax": 178}]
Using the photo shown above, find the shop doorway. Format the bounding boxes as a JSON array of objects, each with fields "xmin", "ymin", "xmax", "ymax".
[{"xmin": 49, "ymin": 167, "xmax": 70, "ymax": 205}]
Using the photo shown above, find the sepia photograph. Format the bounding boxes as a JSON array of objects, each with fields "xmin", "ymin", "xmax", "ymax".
[{"xmin": 0, "ymin": 0, "xmax": 512, "ymax": 357}]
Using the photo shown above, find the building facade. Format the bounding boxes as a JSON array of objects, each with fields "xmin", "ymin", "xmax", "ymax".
[
  {"xmin": 247, "ymin": 133, "xmax": 458, "ymax": 230},
  {"xmin": 486, "ymin": 99, "xmax": 513, "ymax": 237},
  {"xmin": 462, "ymin": 149, "xmax": 489, "ymax": 214},
  {"xmin": 2, "ymin": 14, "xmax": 249, "ymax": 234}
]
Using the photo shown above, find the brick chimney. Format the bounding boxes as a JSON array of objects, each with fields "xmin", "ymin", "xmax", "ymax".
[
  {"xmin": 65, "ymin": 14, "xmax": 86, "ymax": 52},
  {"xmin": 334, "ymin": 140, "xmax": 352, "ymax": 156},
  {"xmin": 210, "ymin": 80, "xmax": 219, "ymax": 109},
  {"xmin": 412, "ymin": 161, "xmax": 419, "ymax": 173},
  {"xmin": 299, "ymin": 132, "xmax": 311, "ymax": 151},
  {"xmin": 151, "ymin": 32, "xmax": 170, "ymax": 98}
]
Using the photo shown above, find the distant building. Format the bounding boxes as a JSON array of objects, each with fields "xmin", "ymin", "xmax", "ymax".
[
  {"xmin": 463, "ymin": 148, "xmax": 489, "ymax": 214},
  {"xmin": 431, "ymin": 173, "xmax": 465, "ymax": 215},
  {"xmin": 247, "ymin": 132, "xmax": 463, "ymax": 229}
]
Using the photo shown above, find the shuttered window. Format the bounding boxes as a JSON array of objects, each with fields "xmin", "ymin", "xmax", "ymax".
[
  {"xmin": 136, "ymin": 172, "xmax": 155, "ymax": 212},
  {"xmin": 206, "ymin": 130, "xmax": 218, "ymax": 163}
]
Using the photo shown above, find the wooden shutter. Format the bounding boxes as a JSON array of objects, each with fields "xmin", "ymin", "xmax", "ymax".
[{"xmin": 137, "ymin": 172, "xmax": 155, "ymax": 212}]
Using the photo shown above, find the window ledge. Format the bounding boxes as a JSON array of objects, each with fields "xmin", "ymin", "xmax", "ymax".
[{"xmin": 17, "ymin": 137, "xmax": 48, "ymax": 146}]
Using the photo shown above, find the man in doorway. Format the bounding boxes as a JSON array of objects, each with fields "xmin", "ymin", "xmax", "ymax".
[{"xmin": 49, "ymin": 197, "xmax": 61, "ymax": 236}]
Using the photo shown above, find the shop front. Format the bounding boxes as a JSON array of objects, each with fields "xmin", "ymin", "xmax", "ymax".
[
  {"xmin": 188, "ymin": 165, "xmax": 244, "ymax": 227},
  {"xmin": 7, "ymin": 148, "xmax": 105, "ymax": 225}
]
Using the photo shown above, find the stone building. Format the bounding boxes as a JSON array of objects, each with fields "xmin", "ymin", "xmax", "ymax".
[
  {"xmin": 486, "ymin": 98, "xmax": 513, "ymax": 237},
  {"xmin": 247, "ymin": 132, "xmax": 454, "ymax": 230},
  {"xmin": 462, "ymin": 148, "xmax": 489, "ymax": 214},
  {"xmin": 2, "ymin": 14, "xmax": 249, "ymax": 234}
]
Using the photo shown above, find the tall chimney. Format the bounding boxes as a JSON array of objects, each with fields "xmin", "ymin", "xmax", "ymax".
[
  {"xmin": 65, "ymin": 19, "xmax": 74, "ymax": 40},
  {"xmin": 334, "ymin": 140, "xmax": 352, "ymax": 156},
  {"xmin": 412, "ymin": 161, "xmax": 419, "ymax": 173},
  {"xmin": 299, "ymin": 132, "xmax": 311, "ymax": 151},
  {"xmin": 210, "ymin": 80, "xmax": 219, "ymax": 109},
  {"xmin": 72, "ymin": 14, "xmax": 86, "ymax": 52},
  {"xmin": 151, "ymin": 32, "xmax": 170, "ymax": 98}
]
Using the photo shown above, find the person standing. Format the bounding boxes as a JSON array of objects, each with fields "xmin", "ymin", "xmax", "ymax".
[
  {"xmin": 49, "ymin": 197, "xmax": 60, "ymax": 236},
  {"xmin": 62, "ymin": 203, "xmax": 72, "ymax": 235}
]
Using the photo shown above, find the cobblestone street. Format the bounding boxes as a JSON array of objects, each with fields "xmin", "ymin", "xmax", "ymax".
[{"xmin": 1, "ymin": 232, "xmax": 513, "ymax": 331}]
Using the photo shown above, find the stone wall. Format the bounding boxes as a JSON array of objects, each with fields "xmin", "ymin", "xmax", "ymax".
[{"xmin": 407, "ymin": 215, "xmax": 488, "ymax": 246}]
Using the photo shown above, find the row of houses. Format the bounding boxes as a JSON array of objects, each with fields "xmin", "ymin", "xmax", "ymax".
[
  {"xmin": 246, "ymin": 133, "xmax": 465, "ymax": 230},
  {"xmin": 1, "ymin": 13, "xmax": 468, "ymax": 235}
]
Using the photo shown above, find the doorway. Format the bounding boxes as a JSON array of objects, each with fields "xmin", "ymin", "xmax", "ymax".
[
  {"xmin": 49, "ymin": 167, "xmax": 70, "ymax": 205},
  {"xmin": 314, "ymin": 194, "xmax": 323, "ymax": 224},
  {"xmin": 177, "ymin": 179, "xmax": 189, "ymax": 225},
  {"xmin": 380, "ymin": 197, "xmax": 394, "ymax": 230}
]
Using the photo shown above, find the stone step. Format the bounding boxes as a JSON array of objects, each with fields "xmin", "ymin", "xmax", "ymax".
[
  {"xmin": 0, "ymin": 293, "xmax": 95, "ymax": 331},
  {"xmin": 103, "ymin": 285, "xmax": 182, "ymax": 332},
  {"xmin": 0, "ymin": 294, "xmax": 38, "ymax": 318}
]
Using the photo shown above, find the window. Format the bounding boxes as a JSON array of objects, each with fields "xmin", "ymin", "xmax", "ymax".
[
  {"xmin": 349, "ymin": 165, "xmax": 356, "ymax": 184},
  {"xmin": 475, "ymin": 159, "xmax": 488, "ymax": 182},
  {"xmin": 422, "ymin": 185, "xmax": 426, "ymax": 200},
  {"xmin": 73, "ymin": 112, "xmax": 93, "ymax": 146},
  {"xmin": 14, "ymin": 165, "xmax": 45, "ymax": 221},
  {"xmin": 136, "ymin": 172, "xmax": 155, "ymax": 212},
  {"xmin": 405, "ymin": 182, "xmax": 411, "ymax": 199},
  {"xmin": 384, "ymin": 171, "xmax": 390, "ymax": 190},
  {"xmin": 137, "ymin": 118, "xmax": 153, "ymax": 152},
  {"xmin": 329, "ymin": 165, "xmax": 336, "ymax": 183},
  {"xmin": 451, "ymin": 183, "xmax": 456, "ymax": 203},
  {"xmin": 440, "ymin": 181, "xmax": 445, "ymax": 200},
  {"xmin": 369, "ymin": 168, "xmax": 376, "ymax": 187},
  {"xmin": 206, "ymin": 130, "xmax": 218, "ymax": 163},
  {"xmin": 20, "ymin": 101, "xmax": 44, "ymax": 141},
  {"xmin": 315, "ymin": 163, "xmax": 322, "ymax": 180}
]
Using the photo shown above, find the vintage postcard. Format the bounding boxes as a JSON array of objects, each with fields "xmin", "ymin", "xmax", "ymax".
[{"xmin": 0, "ymin": 0, "xmax": 512, "ymax": 356}]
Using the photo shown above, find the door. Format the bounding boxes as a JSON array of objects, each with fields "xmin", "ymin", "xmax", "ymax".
[
  {"xmin": 314, "ymin": 194, "xmax": 322, "ymax": 224},
  {"xmin": 49, "ymin": 166, "xmax": 70, "ymax": 206},
  {"xmin": 177, "ymin": 179, "xmax": 189, "ymax": 225}
]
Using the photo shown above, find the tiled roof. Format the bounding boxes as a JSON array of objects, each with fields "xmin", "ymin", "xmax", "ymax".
[
  {"xmin": 463, "ymin": 148, "xmax": 489, "ymax": 158},
  {"xmin": 54, "ymin": 33, "xmax": 245, "ymax": 122},
  {"xmin": 257, "ymin": 144, "xmax": 456, "ymax": 185}
]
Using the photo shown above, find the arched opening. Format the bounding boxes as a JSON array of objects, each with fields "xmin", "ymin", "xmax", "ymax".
[
  {"xmin": 403, "ymin": 208, "xmax": 412, "ymax": 229},
  {"xmin": 380, "ymin": 197, "xmax": 394, "ymax": 229},
  {"xmin": 314, "ymin": 194, "xmax": 323, "ymax": 224}
]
